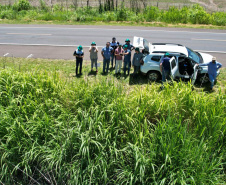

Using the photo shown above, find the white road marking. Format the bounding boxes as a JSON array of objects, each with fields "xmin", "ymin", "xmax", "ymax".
[
  {"xmin": 0, "ymin": 42, "xmax": 226, "ymax": 54},
  {"xmin": 6, "ymin": 33, "xmax": 52, "ymax": 36},
  {"xmin": 192, "ymin": 38, "xmax": 226, "ymax": 42},
  {"xmin": 0, "ymin": 43, "xmax": 96, "ymax": 47},
  {"xmin": 3, "ymin": 53, "xmax": 9, "ymax": 57},
  {"xmin": 1, "ymin": 26, "xmax": 226, "ymax": 35},
  {"xmin": 27, "ymin": 54, "xmax": 33, "ymax": 58}
]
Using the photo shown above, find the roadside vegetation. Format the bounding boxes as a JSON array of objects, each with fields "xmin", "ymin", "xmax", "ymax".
[
  {"xmin": 0, "ymin": 57, "xmax": 225, "ymax": 184},
  {"xmin": 0, "ymin": 0, "xmax": 226, "ymax": 27}
]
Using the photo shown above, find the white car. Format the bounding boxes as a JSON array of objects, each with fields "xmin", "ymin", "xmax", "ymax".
[{"xmin": 133, "ymin": 37, "xmax": 220, "ymax": 83}]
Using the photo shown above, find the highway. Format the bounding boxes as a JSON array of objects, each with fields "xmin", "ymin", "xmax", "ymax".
[{"xmin": 0, "ymin": 24, "xmax": 226, "ymax": 66}]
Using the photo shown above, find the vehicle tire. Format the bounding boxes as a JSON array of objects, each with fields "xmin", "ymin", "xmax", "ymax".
[
  {"xmin": 147, "ymin": 71, "xmax": 160, "ymax": 82},
  {"xmin": 198, "ymin": 73, "xmax": 209, "ymax": 84}
]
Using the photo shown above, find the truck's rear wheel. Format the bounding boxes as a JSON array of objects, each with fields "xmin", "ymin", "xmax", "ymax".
[{"xmin": 147, "ymin": 71, "xmax": 160, "ymax": 82}]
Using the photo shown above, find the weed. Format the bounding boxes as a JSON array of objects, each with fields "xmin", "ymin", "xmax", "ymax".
[{"xmin": 0, "ymin": 57, "xmax": 225, "ymax": 184}]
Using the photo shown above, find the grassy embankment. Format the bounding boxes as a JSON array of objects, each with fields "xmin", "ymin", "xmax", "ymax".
[
  {"xmin": 0, "ymin": 57, "xmax": 225, "ymax": 184},
  {"xmin": 0, "ymin": 0, "xmax": 226, "ymax": 29}
]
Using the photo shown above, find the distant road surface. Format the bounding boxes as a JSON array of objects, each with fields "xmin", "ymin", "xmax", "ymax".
[{"xmin": 0, "ymin": 24, "xmax": 226, "ymax": 66}]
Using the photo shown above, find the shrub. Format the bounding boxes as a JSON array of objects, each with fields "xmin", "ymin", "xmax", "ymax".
[
  {"xmin": 179, "ymin": 6, "xmax": 189, "ymax": 24},
  {"xmin": 13, "ymin": 0, "xmax": 31, "ymax": 11},
  {"xmin": 163, "ymin": 6, "xmax": 181, "ymax": 23},
  {"xmin": 39, "ymin": 0, "xmax": 49, "ymax": 12},
  {"xmin": 0, "ymin": 10, "xmax": 17, "ymax": 19},
  {"xmin": 116, "ymin": 7, "xmax": 128, "ymax": 21},
  {"xmin": 189, "ymin": 4, "xmax": 211, "ymax": 24},
  {"xmin": 52, "ymin": 3, "xmax": 62, "ymax": 12},
  {"xmin": 212, "ymin": 12, "xmax": 226, "ymax": 26},
  {"xmin": 144, "ymin": 6, "xmax": 160, "ymax": 22}
]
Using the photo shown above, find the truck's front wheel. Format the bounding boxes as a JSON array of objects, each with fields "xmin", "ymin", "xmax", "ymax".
[{"xmin": 198, "ymin": 74, "xmax": 209, "ymax": 84}]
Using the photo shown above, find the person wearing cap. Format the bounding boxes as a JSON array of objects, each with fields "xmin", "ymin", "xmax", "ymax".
[
  {"xmin": 101, "ymin": 42, "xmax": 113, "ymax": 74},
  {"xmin": 89, "ymin": 42, "xmax": 98, "ymax": 72},
  {"xmin": 132, "ymin": 47, "xmax": 143, "ymax": 75},
  {"xmin": 123, "ymin": 45, "xmax": 131, "ymax": 76},
  {"xmin": 123, "ymin": 39, "xmax": 134, "ymax": 51},
  {"xmin": 115, "ymin": 43, "xmax": 124, "ymax": 74},
  {"xmin": 160, "ymin": 52, "xmax": 171, "ymax": 82},
  {"xmin": 73, "ymin": 45, "xmax": 84, "ymax": 76},
  {"xmin": 124, "ymin": 38, "xmax": 134, "ymax": 68},
  {"xmin": 198, "ymin": 57, "xmax": 222, "ymax": 90},
  {"xmin": 110, "ymin": 37, "xmax": 119, "ymax": 68}
]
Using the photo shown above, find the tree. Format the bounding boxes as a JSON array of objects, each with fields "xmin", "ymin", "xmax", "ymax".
[
  {"xmin": 140, "ymin": 0, "xmax": 147, "ymax": 8},
  {"xmin": 72, "ymin": 0, "xmax": 78, "ymax": 9}
]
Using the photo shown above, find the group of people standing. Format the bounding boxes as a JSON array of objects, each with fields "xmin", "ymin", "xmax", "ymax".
[
  {"xmin": 73, "ymin": 38, "xmax": 222, "ymax": 90},
  {"xmin": 73, "ymin": 37, "xmax": 143, "ymax": 76}
]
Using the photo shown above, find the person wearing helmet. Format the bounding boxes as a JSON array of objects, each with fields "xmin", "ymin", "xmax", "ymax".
[
  {"xmin": 123, "ymin": 39, "xmax": 134, "ymax": 51},
  {"xmin": 110, "ymin": 37, "xmax": 119, "ymax": 68},
  {"xmin": 123, "ymin": 45, "xmax": 131, "ymax": 76},
  {"xmin": 89, "ymin": 42, "xmax": 98, "ymax": 72},
  {"xmin": 198, "ymin": 57, "xmax": 222, "ymax": 90},
  {"xmin": 160, "ymin": 52, "xmax": 171, "ymax": 82},
  {"xmin": 73, "ymin": 45, "xmax": 84, "ymax": 76},
  {"xmin": 123, "ymin": 38, "xmax": 134, "ymax": 68}
]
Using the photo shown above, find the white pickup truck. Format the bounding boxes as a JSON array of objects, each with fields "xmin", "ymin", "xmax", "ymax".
[{"xmin": 133, "ymin": 36, "xmax": 220, "ymax": 84}]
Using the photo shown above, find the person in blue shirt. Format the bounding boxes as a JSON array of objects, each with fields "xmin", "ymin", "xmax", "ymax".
[
  {"xmin": 123, "ymin": 39, "xmax": 134, "ymax": 51},
  {"xmin": 101, "ymin": 42, "xmax": 113, "ymax": 74},
  {"xmin": 73, "ymin": 45, "xmax": 84, "ymax": 76},
  {"xmin": 199, "ymin": 57, "xmax": 222, "ymax": 90},
  {"xmin": 123, "ymin": 39, "xmax": 134, "ymax": 68},
  {"xmin": 160, "ymin": 52, "xmax": 171, "ymax": 82},
  {"xmin": 123, "ymin": 45, "xmax": 131, "ymax": 76}
]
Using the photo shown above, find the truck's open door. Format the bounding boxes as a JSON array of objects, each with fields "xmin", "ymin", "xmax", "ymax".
[
  {"xmin": 191, "ymin": 64, "xmax": 199, "ymax": 85},
  {"xmin": 169, "ymin": 57, "xmax": 178, "ymax": 79}
]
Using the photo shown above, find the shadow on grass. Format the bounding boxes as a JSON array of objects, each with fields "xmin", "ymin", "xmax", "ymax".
[
  {"xmin": 129, "ymin": 73, "xmax": 157, "ymax": 85},
  {"xmin": 128, "ymin": 74, "xmax": 216, "ymax": 93},
  {"xmin": 88, "ymin": 71, "xmax": 97, "ymax": 76},
  {"xmin": 194, "ymin": 81, "xmax": 216, "ymax": 93}
]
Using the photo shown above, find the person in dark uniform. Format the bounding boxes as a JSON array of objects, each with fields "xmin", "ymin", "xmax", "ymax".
[
  {"xmin": 110, "ymin": 37, "xmax": 119, "ymax": 68},
  {"xmin": 160, "ymin": 53, "xmax": 171, "ymax": 82},
  {"xmin": 73, "ymin": 45, "xmax": 84, "ymax": 76}
]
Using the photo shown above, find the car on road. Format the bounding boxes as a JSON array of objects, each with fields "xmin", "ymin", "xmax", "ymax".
[{"xmin": 133, "ymin": 37, "xmax": 220, "ymax": 83}]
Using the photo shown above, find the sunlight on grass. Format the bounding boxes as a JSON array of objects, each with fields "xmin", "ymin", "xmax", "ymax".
[{"xmin": 0, "ymin": 57, "xmax": 225, "ymax": 184}]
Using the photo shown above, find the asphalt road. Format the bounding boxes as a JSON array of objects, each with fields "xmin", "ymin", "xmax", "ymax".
[{"xmin": 0, "ymin": 24, "xmax": 226, "ymax": 66}]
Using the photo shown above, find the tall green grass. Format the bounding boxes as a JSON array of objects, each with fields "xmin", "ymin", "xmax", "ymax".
[
  {"xmin": 0, "ymin": 57, "xmax": 225, "ymax": 184},
  {"xmin": 0, "ymin": 0, "xmax": 226, "ymax": 26}
]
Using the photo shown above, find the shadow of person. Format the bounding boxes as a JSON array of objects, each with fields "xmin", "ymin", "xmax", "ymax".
[
  {"xmin": 88, "ymin": 71, "xmax": 97, "ymax": 76},
  {"xmin": 101, "ymin": 72, "xmax": 108, "ymax": 76},
  {"xmin": 113, "ymin": 73, "xmax": 122, "ymax": 79},
  {"xmin": 194, "ymin": 81, "xmax": 212, "ymax": 92},
  {"xmin": 73, "ymin": 74, "xmax": 82, "ymax": 78}
]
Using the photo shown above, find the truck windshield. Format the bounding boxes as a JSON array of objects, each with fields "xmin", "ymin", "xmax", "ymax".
[{"xmin": 186, "ymin": 47, "xmax": 200, "ymax": 63}]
